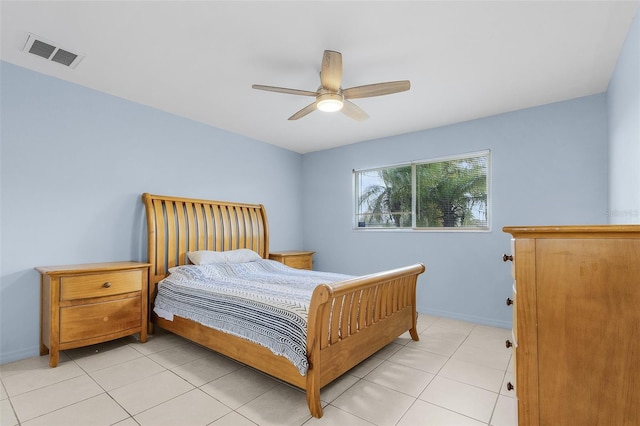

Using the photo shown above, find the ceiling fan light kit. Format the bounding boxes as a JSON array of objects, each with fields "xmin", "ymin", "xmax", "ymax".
[
  {"xmin": 252, "ymin": 50, "xmax": 410, "ymax": 121},
  {"xmin": 316, "ymin": 93, "xmax": 344, "ymax": 112}
]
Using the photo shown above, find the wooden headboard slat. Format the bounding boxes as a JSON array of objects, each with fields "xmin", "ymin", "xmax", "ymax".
[
  {"xmin": 175, "ymin": 201, "xmax": 188, "ymax": 266},
  {"xmin": 152, "ymin": 198, "xmax": 166, "ymax": 279},
  {"xmin": 241, "ymin": 207, "xmax": 252, "ymax": 251},
  {"xmin": 194, "ymin": 203, "xmax": 206, "ymax": 250},
  {"xmin": 229, "ymin": 206, "xmax": 239, "ymax": 250},
  {"xmin": 186, "ymin": 203, "xmax": 197, "ymax": 253},
  {"xmin": 165, "ymin": 200, "xmax": 177, "ymax": 269},
  {"xmin": 251, "ymin": 209, "xmax": 259, "ymax": 254},
  {"xmin": 222, "ymin": 206, "xmax": 231, "ymax": 251},
  {"xmin": 212, "ymin": 205, "xmax": 223, "ymax": 250},
  {"xmin": 203, "ymin": 204, "xmax": 214, "ymax": 250}
]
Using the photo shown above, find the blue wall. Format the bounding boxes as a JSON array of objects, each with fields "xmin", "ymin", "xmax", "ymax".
[
  {"xmin": 608, "ymin": 9, "xmax": 640, "ymax": 224},
  {"xmin": 302, "ymin": 95, "xmax": 609, "ymax": 328},
  {"xmin": 0, "ymin": 62, "xmax": 304, "ymax": 363}
]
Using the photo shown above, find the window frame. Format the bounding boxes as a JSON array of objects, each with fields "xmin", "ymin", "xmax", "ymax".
[{"xmin": 353, "ymin": 150, "xmax": 491, "ymax": 232}]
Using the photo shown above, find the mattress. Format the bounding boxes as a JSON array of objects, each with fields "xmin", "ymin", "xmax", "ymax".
[{"xmin": 153, "ymin": 259, "xmax": 353, "ymax": 375}]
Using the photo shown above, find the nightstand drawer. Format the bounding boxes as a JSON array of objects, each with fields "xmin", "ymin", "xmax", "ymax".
[
  {"xmin": 61, "ymin": 269, "xmax": 143, "ymax": 300},
  {"xmin": 60, "ymin": 296, "xmax": 141, "ymax": 343},
  {"xmin": 282, "ymin": 256, "xmax": 313, "ymax": 270}
]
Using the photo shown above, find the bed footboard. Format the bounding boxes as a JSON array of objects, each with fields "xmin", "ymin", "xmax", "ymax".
[{"xmin": 305, "ymin": 263, "xmax": 425, "ymax": 418}]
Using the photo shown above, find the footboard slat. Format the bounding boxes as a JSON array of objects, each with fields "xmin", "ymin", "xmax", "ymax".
[
  {"xmin": 374, "ymin": 285, "xmax": 382, "ymax": 322},
  {"xmin": 365, "ymin": 287, "xmax": 375, "ymax": 327},
  {"xmin": 349, "ymin": 290, "xmax": 360, "ymax": 335},
  {"xmin": 330, "ymin": 296, "xmax": 342, "ymax": 345},
  {"xmin": 390, "ymin": 280, "xmax": 398, "ymax": 313},
  {"xmin": 383, "ymin": 282, "xmax": 392, "ymax": 317},
  {"xmin": 340, "ymin": 292, "xmax": 354, "ymax": 340}
]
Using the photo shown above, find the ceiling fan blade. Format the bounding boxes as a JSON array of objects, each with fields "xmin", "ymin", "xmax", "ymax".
[
  {"xmin": 341, "ymin": 100, "xmax": 369, "ymax": 121},
  {"xmin": 288, "ymin": 102, "xmax": 318, "ymax": 120},
  {"xmin": 342, "ymin": 80, "xmax": 411, "ymax": 99},
  {"xmin": 320, "ymin": 50, "xmax": 342, "ymax": 92},
  {"xmin": 252, "ymin": 84, "xmax": 317, "ymax": 97}
]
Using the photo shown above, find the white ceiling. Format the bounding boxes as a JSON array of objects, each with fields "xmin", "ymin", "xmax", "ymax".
[{"xmin": 1, "ymin": 1, "xmax": 638, "ymax": 154}]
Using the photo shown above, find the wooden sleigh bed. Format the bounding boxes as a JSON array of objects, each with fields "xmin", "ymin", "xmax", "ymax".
[{"xmin": 142, "ymin": 193, "xmax": 425, "ymax": 418}]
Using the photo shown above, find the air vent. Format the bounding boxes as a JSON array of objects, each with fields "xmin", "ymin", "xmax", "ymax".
[{"xmin": 22, "ymin": 33, "xmax": 84, "ymax": 69}]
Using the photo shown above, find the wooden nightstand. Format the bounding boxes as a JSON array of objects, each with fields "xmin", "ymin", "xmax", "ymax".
[
  {"xmin": 35, "ymin": 261, "xmax": 150, "ymax": 367},
  {"xmin": 269, "ymin": 250, "xmax": 315, "ymax": 270}
]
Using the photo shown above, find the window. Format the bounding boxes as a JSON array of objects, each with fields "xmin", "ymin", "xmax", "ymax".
[{"xmin": 354, "ymin": 151, "xmax": 490, "ymax": 230}]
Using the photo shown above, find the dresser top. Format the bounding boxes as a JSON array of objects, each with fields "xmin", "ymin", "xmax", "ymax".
[{"xmin": 503, "ymin": 224, "xmax": 640, "ymax": 238}]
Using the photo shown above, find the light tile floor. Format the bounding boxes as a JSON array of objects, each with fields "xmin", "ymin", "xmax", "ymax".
[{"xmin": 0, "ymin": 315, "xmax": 517, "ymax": 425}]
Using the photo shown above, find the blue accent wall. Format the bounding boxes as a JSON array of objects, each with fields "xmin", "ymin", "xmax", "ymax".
[
  {"xmin": 302, "ymin": 94, "xmax": 609, "ymax": 328},
  {"xmin": 0, "ymin": 62, "xmax": 304, "ymax": 364}
]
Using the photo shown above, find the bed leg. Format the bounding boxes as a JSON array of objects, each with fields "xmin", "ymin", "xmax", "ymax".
[
  {"xmin": 306, "ymin": 386, "xmax": 323, "ymax": 418},
  {"xmin": 409, "ymin": 311, "xmax": 420, "ymax": 341},
  {"xmin": 305, "ymin": 362, "xmax": 323, "ymax": 418},
  {"xmin": 409, "ymin": 327, "xmax": 420, "ymax": 341}
]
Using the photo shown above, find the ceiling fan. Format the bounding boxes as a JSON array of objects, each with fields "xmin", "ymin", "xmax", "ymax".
[{"xmin": 252, "ymin": 50, "xmax": 410, "ymax": 121}]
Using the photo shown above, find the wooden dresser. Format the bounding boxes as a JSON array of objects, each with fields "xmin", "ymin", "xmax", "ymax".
[
  {"xmin": 269, "ymin": 250, "xmax": 315, "ymax": 270},
  {"xmin": 503, "ymin": 225, "xmax": 640, "ymax": 426},
  {"xmin": 36, "ymin": 261, "xmax": 150, "ymax": 367}
]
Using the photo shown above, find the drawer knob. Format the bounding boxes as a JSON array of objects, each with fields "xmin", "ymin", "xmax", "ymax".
[
  {"xmin": 506, "ymin": 297, "xmax": 513, "ymax": 306},
  {"xmin": 503, "ymin": 254, "xmax": 513, "ymax": 262},
  {"xmin": 507, "ymin": 382, "xmax": 514, "ymax": 391},
  {"xmin": 103, "ymin": 282, "xmax": 112, "ymax": 288},
  {"xmin": 505, "ymin": 339, "xmax": 513, "ymax": 348}
]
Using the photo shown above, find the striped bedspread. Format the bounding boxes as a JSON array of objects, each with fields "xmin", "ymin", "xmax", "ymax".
[{"xmin": 153, "ymin": 259, "xmax": 353, "ymax": 375}]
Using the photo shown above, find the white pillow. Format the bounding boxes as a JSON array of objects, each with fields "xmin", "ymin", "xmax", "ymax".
[
  {"xmin": 187, "ymin": 250, "xmax": 226, "ymax": 265},
  {"xmin": 187, "ymin": 249, "xmax": 262, "ymax": 265}
]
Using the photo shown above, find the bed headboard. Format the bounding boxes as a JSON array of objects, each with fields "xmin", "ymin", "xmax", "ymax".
[{"xmin": 142, "ymin": 193, "xmax": 269, "ymax": 289}]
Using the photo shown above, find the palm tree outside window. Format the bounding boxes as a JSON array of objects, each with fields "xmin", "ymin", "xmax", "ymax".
[{"xmin": 355, "ymin": 151, "xmax": 490, "ymax": 230}]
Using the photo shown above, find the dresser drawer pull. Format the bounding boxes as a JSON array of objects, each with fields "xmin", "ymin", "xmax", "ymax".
[
  {"xmin": 507, "ymin": 382, "xmax": 514, "ymax": 391},
  {"xmin": 506, "ymin": 297, "xmax": 513, "ymax": 306},
  {"xmin": 503, "ymin": 254, "xmax": 513, "ymax": 262},
  {"xmin": 505, "ymin": 339, "xmax": 513, "ymax": 348},
  {"xmin": 103, "ymin": 282, "xmax": 112, "ymax": 288}
]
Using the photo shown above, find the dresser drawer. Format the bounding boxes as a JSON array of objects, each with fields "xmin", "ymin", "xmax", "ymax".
[
  {"xmin": 61, "ymin": 269, "xmax": 143, "ymax": 300},
  {"xmin": 59, "ymin": 296, "xmax": 141, "ymax": 343}
]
